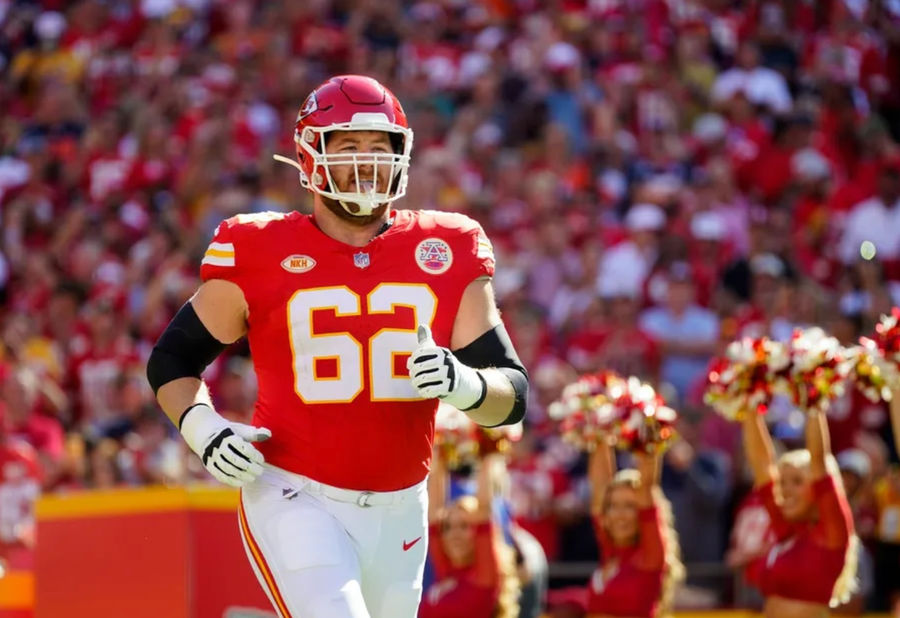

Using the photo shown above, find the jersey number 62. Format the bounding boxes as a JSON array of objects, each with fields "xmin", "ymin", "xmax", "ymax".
[{"xmin": 287, "ymin": 283, "xmax": 437, "ymax": 403}]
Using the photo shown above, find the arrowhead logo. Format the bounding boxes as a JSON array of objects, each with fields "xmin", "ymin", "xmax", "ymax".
[{"xmin": 402, "ymin": 536, "xmax": 422, "ymax": 552}]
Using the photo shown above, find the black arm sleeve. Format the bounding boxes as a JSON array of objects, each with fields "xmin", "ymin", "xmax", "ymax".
[
  {"xmin": 146, "ymin": 302, "xmax": 228, "ymax": 394},
  {"xmin": 452, "ymin": 324, "xmax": 529, "ymax": 427}
]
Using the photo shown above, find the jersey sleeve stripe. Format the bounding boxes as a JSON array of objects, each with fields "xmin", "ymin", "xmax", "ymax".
[
  {"xmin": 201, "ymin": 254, "xmax": 236, "ymax": 267},
  {"xmin": 204, "ymin": 248, "xmax": 235, "ymax": 258},
  {"xmin": 208, "ymin": 241, "xmax": 235, "ymax": 252}
]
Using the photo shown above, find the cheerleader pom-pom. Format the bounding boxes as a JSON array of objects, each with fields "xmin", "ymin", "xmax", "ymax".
[
  {"xmin": 434, "ymin": 403, "xmax": 479, "ymax": 469},
  {"xmin": 843, "ymin": 343, "xmax": 892, "ymax": 403},
  {"xmin": 785, "ymin": 327, "xmax": 848, "ymax": 415},
  {"xmin": 549, "ymin": 371, "xmax": 621, "ymax": 451},
  {"xmin": 704, "ymin": 337, "xmax": 789, "ymax": 421},
  {"xmin": 608, "ymin": 377, "xmax": 679, "ymax": 455},
  {"xmin": 861, "ymin": 307, "xmax": 900, "ymax": 388},
  {"xmin": 479, "ymin": 422, "xmax": 524, "ymax": 456}
]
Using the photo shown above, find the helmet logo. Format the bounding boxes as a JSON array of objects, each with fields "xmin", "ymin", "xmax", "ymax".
[
  {"xmin": 415, "ymin": 238, "xmax": 453, "ymax": 274},
  {"xmin": 298, "ymin": 93, "xmax": 318, "ymax": 121}
]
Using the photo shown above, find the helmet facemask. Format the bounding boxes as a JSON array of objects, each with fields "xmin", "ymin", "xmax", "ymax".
[{"xmin": 275, "ymin": 113, "xmax": 413, "ymax": 217}]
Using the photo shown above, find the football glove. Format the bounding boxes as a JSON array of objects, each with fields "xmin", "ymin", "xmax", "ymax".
[
  {"xmin": 408, "ymin": 325, "xmax": 486, "ymax": 410},
  {"xmin": 180, "ymin": 403, "xmax": 271, "ymax": 487}
]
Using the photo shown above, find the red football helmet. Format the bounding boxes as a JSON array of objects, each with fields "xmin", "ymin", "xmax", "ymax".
[{"xmin": 274, "ymin": 75, "xmax": 414, "ymax": 216}]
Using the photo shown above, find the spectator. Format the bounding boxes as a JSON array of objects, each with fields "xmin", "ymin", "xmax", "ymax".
[
  {"xmin": 596, "ymin": 203, "xmax": 665, "ymax": 300},
  {"xmin": 0, "ymin": 366, "xmax": 64, "ymax": 487},
  {"xmin": 0, "ymin": 404, "xmax": 41, "ymax": 571},
  {"xmin": 640, "ymin": 262, "xmax": 719, "ymax": 404},
  {"xmin": 711, "ymin": 40, "xmax": 793, "ymax": 116},
  {"xmin": 839, "ymin": 161, "xmax": 900, "ymax": 268}
]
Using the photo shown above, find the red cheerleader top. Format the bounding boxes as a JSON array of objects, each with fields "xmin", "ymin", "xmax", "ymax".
[
  {"xmin": 419, "ymin": 521, "xmax": 500, "ymax": 618},
  {"xmin": 586, "ymin": 505, "xmax": 666, "ymax": 617},
  {"xmin": 758, "ymin": 474, "xmax": 853, "ymax": 605}
]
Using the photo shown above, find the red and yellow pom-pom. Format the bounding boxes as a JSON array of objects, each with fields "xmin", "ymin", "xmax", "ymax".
[
  {"xmin": 859, "ymin": 308, "xmax": 900, "ymax": 390},
  {"xmin": 783, "ymin": 327, "xmax": 848, "ymax": 415},
  {"xmin": 843, "ymin": 342, "xmax": 892, "ymax": 403},
  {"xmin": 606, "ymin": 376, "xmax": 679, "ymax": 455},
  {"xmin": 550, "ymin": 372, "xmax": 678, "ymax": 454},
  {"xmin": 548, "ymin": 371, "xmax": 620, "ymax": 451},
  {"xmin": 704, "ymin": 336, "xmax": 789, "ymax": 421}
]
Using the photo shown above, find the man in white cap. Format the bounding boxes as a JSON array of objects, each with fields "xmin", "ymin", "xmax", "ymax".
[{"xmin": 595, "ymin": 203, "xmax": 665, "ymax": 300}]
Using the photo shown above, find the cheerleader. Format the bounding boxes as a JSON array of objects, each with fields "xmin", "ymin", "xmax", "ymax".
[
  {"xmin": 585, "ymin": 440, "xmax": 684, "ymax": 618},
  {"xmin": 420, "ymin": 449, "xmax": 519, "ymax": 618},
  {"xmin": 742, "ymin": 408, "xmax": 857, "ymax": 617}
]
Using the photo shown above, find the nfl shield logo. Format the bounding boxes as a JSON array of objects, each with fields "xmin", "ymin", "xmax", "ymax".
[{"xmin": 353, "ymin": 252, "xmax": 370, "ymax": 269}]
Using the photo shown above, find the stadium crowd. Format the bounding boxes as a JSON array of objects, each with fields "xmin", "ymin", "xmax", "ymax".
[{"xmin": 1, "ymin": 0, "xmax": 900, "ymax": 614}]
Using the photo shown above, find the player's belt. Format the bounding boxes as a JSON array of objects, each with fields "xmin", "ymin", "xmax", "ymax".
[
  {"xmin": 266, "ymin": 466, "xmax": 424, "ymax": 508},
  {"xmin": 305, "ymin": 480, "xmax": 416, "ymax": 508}
]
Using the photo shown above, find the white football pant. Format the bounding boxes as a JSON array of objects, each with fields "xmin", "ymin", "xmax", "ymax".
[{"xmin": 237, "ymin": 464, "xmax": 428, "ymax": 618}]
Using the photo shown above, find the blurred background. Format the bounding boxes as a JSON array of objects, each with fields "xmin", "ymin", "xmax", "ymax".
[{"xmin": 1, "ymin": 0, "xmax": 900, "ymax": 615}]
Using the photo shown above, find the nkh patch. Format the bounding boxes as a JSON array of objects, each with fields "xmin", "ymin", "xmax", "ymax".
[
  {"xmin": 415, "ymin": 238, "xmax": 453, "ymax": 274},
  {"xmin": 353, "ymin": 252, "xmax": 370, "ymax": 269},
  {"xmin": 281, "ymin": 254, "xmax": 316, "ymax": 273}
]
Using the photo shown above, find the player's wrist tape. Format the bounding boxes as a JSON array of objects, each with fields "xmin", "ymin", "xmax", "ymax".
[
  {"xmin": 451, "ymin": 367, "xmax": 487, "ymax": 411},
  {"xmin": 179, "ymin": 403, "xmax": 229, "ymax": 457}
]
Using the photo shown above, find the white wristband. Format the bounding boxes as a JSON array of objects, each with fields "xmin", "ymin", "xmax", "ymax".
[
  {"xmin": 442, "ymin": 365, "xmax": 486, "ymax": 411},
  {"xmin": 179, "ymin": 403, "xmax": 229, "ymax": 456}
]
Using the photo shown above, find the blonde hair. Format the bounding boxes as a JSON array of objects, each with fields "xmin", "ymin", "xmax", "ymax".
[
  {"xmin": 777, "ymin": 450, "xmax": 859, "ymax": 607},
  {"xmin": 604, "ymin": 470, "xmax": 686, "ymax": 617},
  {"xmin": 449, "ymin": 496, "xmax": 520, "ymax": 618}
]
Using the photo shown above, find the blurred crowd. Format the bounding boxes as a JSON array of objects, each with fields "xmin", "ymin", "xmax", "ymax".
[{"xmin": 2, "ymin": 0, "xmax": 900, "ymax": 611}]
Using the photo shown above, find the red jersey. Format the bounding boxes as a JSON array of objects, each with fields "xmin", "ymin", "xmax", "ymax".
[
  {"xmin": 587, "ymin": 505, "xmax": 665, "ymax": 617},
  {"xmin": 420, "ymin": 521, "xmax": 499, "ymax": 618},
  {"xmin": 0, "ymin": 440, "xmax": 41, "ymax": 567},
  {"xmin": 200, "ymin": 209, "xmax": 495, "ymax": 491},
  {"xmin": 729, "ymin": 488, "xmax": 776, "ymax": 588},
  {"xmin": 758, "ymin": 475, "xmax": 853, "ymax": 605}
]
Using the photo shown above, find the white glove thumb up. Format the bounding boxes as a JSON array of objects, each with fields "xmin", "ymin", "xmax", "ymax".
[
  {"xmin": 231, "ymin": 423, "xmax": 272, "ymax": 443},
  {"xmin": 417, "ymin": 324, "xmax": 435, "ymax": 346}
]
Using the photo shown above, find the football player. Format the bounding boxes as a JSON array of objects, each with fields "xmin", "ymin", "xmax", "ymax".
[{"xmin": 147, "ymin": 75, "xmax": 528, "ymax": 618}]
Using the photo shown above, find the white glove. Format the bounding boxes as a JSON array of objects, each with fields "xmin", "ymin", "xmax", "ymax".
[
  {"xmin": 180, "ymin": 403, "xmax": 271, "ymax": 488},
  {"xmin": 407, "ymin": 325, "xmax": 486, "ymax": 410}
]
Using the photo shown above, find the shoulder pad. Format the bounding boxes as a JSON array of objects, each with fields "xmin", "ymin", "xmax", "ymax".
[
  {"xmin": 227, "ymin": 211, "xmax": 291, "ymax": 230},
  {"xmin": 413, "ymin": 209, "xmax": 483, "ymax": 235}
]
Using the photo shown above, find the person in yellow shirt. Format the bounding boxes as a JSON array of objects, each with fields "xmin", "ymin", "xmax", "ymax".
[{"xmin": 10, "ymin": 12, "xmax": 83, "ymax": 93}]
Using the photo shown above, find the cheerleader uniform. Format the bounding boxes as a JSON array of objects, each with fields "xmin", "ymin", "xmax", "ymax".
[
  {"xmin": 758, "ymin": 475, "xmax": 853, "ymax": 604},
  {"xmin": 419, "ymin": 521, "xmax": 500, "ymax": 618},
  {"xmin": 586, "ymin": 505, "xmax": 666, "ymax": 617}
]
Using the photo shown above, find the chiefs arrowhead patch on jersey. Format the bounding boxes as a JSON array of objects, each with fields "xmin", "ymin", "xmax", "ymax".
[
  {"xmin": 415, "ymin": 238, "xmax": 453, "ymax": 274},
  {"xmin": 281, "ymin": 254, "xmax": 317, "ymax": 273}
]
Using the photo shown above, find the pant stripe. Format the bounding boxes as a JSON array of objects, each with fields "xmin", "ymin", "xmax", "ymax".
[{"xmin": 238, "ymin": 497, "xmax": 294, "ymax": 618}]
